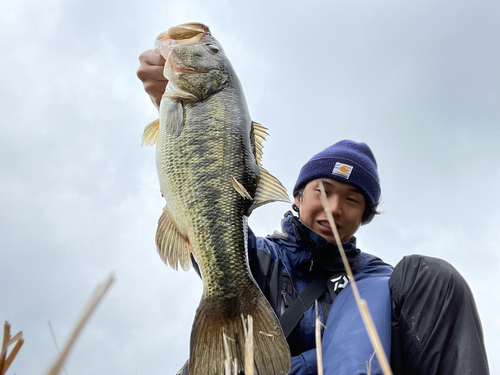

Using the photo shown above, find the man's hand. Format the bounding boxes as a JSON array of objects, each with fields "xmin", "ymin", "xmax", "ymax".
[{"xmin": 137, "ymin": 49, "xmax": 167, "ymax": 109}]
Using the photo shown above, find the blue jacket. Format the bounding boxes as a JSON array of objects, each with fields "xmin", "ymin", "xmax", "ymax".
[{"xmin": 248, "ymin": 212, "xmax": 393, "ymax": 375}]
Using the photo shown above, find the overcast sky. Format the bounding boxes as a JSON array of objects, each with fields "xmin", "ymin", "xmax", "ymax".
[{"xmin": 1, "ymin": 0, "xmax": 499, "ymax": 373}]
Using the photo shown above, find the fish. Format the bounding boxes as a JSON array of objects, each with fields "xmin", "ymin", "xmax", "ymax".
[{"xmin": 141, "ymin": 23, "xmax": 291, "ymax": 375}]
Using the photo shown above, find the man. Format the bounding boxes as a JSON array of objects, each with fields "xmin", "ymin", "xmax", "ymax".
[
  {"xmin": 138, "ymin": 49, "xmax": 489, "ymax": 374},
  {"xmin": 247, "ymin": 140, "xmax": 393, "ymax": 373}
]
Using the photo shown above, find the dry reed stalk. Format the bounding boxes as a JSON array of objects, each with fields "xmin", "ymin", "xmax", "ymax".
[
  {"xmin": 314, "ymin": 301, "xmax": 324, "ymax": 375},
  {"xmin": 366, "ymin": 351, "xmax": 376, "ymax": 375},
  {"xmin": 222, "ymin": 331, "xmax": 238, "ymax": 374},
  {"xmin": 45, "ymin": 273, "xmax": 115, "ymax": 375},
  {"xmin": 0, "ymin": 321, "xmax": 24, "ymax": 375},
  {"xmin": 242, "ymin": 315, "xmax": 254, "ymax": 375},
  {"xmin": 220, "ymin": 315, "xmax": 256, "ymax": 375},
  {"xmin": 222, "ymin": 315, "xmax": 255, "ymax": 375},
  {"xmin": 318, "ymin": 181, "xmax": 393, "ymax": 375}
]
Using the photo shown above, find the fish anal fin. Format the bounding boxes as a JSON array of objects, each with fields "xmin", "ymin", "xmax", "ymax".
[
  {"xmin": 156, "ymin": 205, "xmax": 192, "ymax": 271},
  {"xmin": 249, "ymin": 167, "xmax": 291, "ymax": 214},
  {"xmin": 141, "ymin": 119, "xmax": 160, "ymax": 146},
  {"xmin": 231, "ymin": 177, "xmax": 253, "ymax": 200},
  {"xmin": 189, "ymin": 285, "xmax": 291, "ymax": 375},
  {"xmin": 250, "ymin": 121, "xmax": 269, "ymax": 167}
]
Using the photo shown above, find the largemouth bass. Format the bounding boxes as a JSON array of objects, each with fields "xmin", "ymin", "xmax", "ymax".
[{"xmin": 142, "ymin": 23, "xmax": 291, "ymax": 375}]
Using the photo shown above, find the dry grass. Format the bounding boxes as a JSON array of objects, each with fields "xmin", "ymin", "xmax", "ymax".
[
  {"xmin": 242, "ymin": 315, "xmax": 254, "ymax": 375},
  {"xmin": 45, "ymin": 274, "xmax": 115, "ymax": 375},
  {"xmin": 2, "ymin": 275, "xmax": 114, "ymax": 375},
  {"xmin": 0, "ymin": 321, "xmax": 24, "ymax": 375},
  {"xmin": 366, "ymin": 351, "xmax": 376, "ymax": 375},
  {"xmin": 318, "ymin": 181, "xmax": 393, "ymax": 375},
  {"xmin": 315, "ymin": 301, "xmax": 325, "ymax": 375},
  {"xmin": 222, "ymin": 315, "xmax": 256, "ymax": 375}
]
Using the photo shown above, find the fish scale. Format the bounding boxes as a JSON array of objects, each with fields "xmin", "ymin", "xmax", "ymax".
[{"xmin": 160, "ymin": 98, "xmax": 254, "ymax": 302}]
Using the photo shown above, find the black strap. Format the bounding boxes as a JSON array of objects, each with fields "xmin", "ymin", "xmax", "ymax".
[{"xmin": 279, "ymin": 272, "xmax": 330, "ymax": 338}]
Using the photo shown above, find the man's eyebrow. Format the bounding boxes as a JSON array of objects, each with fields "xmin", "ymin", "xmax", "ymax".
[
  {"xmin": 318, "ymin": 179, "xmax": 336, "ymax": 189},
  {"xmin": 319, "ymin": 179, "xmax": 362, "ymax": 194},
  {"xmin": 347, "ymin": 187, "xmax": 363, "ymax": 194}
]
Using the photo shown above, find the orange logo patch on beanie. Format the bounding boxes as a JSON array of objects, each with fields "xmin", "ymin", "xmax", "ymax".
[{"xmin": 332, "ymin": 162, "xmax": 353, "ymax": 179}]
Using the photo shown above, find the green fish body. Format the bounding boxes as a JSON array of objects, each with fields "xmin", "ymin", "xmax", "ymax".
[{"xmin": 142, "ymin": 23, "xmax": 291, "ymax": 375}]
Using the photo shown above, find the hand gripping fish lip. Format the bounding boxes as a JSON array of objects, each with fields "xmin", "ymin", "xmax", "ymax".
[
  {"xmin": 155, "ymin": 22, "xmax": 208, "ymax": 59},
  {"xmin": 155, "ymin": 34, "xmax": 209, "ymax": 75}
]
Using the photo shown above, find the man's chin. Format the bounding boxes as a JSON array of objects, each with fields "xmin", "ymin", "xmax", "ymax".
[{"xmin": 318, "ymin": 231, "xmax": 337, "ymax": 243}]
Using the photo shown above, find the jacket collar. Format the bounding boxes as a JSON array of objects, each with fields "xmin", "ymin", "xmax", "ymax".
[{"xmin": 280, "ymin": 211, "xmax": 360, "ymax": 275}]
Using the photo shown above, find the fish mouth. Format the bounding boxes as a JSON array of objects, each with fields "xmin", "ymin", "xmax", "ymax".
[
  {"xmin": 172, "ymin": 65, "xmax": 203, "ymax": 74},
  {"xmin": 155, "ymin": 22, "xmax": 210, "ymax": 52},
  {"xmin": 167, "ymin": 23, "xmax": 210, "ymax": 40},
  {"xmin": 156, "ymin": 23, "xmax": 209, "ymax": 43},
  {"xmin": 155, "ymin": 23, "xmax": 211, "ymax": 75}
]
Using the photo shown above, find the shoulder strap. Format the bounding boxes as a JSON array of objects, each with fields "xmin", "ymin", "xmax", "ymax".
[{"xmin": 279, "ymin": 272, "xmax": 330, "ymax": 338}]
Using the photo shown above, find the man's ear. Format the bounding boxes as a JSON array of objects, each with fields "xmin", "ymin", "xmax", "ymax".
[{"xmin": 294, "ymin": 196, "xmax": 301, "ymax": 208}]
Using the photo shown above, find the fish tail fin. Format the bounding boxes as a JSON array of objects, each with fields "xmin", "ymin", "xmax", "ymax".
[{"xmin": 189, "ymin": 286, "xmax": 291, "ymax": 375}]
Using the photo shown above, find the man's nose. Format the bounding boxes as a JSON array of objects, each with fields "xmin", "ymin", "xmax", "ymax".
[{"xmin": 328, "ymin": 195, "xmax": 342, "ymax": 216}]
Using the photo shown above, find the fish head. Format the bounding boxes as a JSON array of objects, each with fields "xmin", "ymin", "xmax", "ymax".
[{"xmin": 155, "ymin": 23, "xmax": 230, "ymax": 102}]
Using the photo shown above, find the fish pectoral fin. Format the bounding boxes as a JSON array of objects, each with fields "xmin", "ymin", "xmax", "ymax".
[
  {"xmin": 165, "ymin": 101, "xmax": 185, "ymax": 136},
  {"xmin": 250, "ymin": 121, "xmax": 269, "ymax": 167},
  {"xmin": 141, "ymin": 119, "xmax": 160, "ymax": 146},
  {"xmin": 156, "ymin": 205, "xmax": 192, "ymax": 271},
  {"xmin": 231, "ymin": 177, "xmax": 253, "ymax": 200},
  {"xmin": 249, "ymin": 167, "xmax": 291, "ymax": 214}
]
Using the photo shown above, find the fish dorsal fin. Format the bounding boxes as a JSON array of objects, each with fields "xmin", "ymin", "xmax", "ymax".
[
  {"xmin": 141, "ymin": 119, "xmax": 160, "ymax": 146},
  {"xmin": 249, "ymin": 167, "xmax": 291, "ymax": 214},
  {"xmin": 250, "ymin": 122, "xmax": 268, "ymax": 167},
  {"xmin": 156, "ymin": 205, "xmax": 193, "ymax": 271}
]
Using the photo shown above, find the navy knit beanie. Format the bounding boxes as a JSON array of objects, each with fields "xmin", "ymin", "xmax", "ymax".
[{"xmin": 293, "ymin": 140, "xmax": 381, "ymax": 207}]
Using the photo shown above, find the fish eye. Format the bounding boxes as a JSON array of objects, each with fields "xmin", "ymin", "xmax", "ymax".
[{"xmin": 207, "ymin": 44, "xmax": 220, "ymax": 53}]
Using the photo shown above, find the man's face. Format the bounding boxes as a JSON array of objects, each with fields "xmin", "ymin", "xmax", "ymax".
[{"xmin": 294, "ymin": 178, "xmax": 366, "ymax": 242}]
